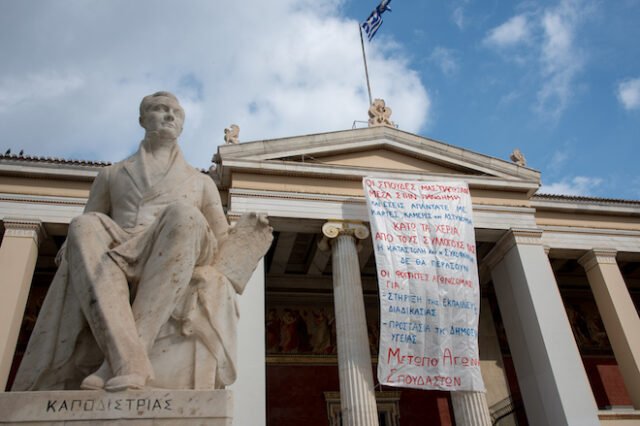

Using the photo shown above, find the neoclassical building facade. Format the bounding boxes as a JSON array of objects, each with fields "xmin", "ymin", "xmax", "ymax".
[{"xmin": 1, "ymin": 125, "xmax": 639, "ymax": 425}]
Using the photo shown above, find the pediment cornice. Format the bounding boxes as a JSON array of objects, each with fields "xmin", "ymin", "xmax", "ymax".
[
  {"xmin": 217, "ymin": 126, "xmax": 539, "ymax": 179},
  {"xmin": 216, "ymin": 127, "xmax": 540, "ymax": 196}
]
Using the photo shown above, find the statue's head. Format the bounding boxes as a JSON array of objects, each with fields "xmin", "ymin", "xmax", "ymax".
[{"xmin": 139, "ymin": 91, "xmax": 185, "ymax": 139}]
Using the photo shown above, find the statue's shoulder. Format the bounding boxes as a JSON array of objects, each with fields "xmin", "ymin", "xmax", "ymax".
[
  {"xmin": 97, "ymin": 152, "xmax": 137, "ymax": 180},
  {"xmin": 195, "ymin": 168, "xmax": 213, "ymax": 182},
  {"xmin": 196, "ymin": 170, "xmax": 219, "ymax": 191},
  {"xmin": 179, "ymin": 160, "xmax": 212, "ymax": 185},
  {"xmin": 113, "ymin": 152, "xmax": 137, "ymax": 169},
  {"xmin": 100, "ymin": 153, "xmax": 133, "ymax": 173},
  {"xmin": 194, "ymin": 172, "xmax": 217, "ymax": 200}
]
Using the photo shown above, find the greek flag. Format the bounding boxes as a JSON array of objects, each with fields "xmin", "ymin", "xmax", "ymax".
[{"xmin": 362, "ymin": 0, "xmax": 392, "ymax": 41}]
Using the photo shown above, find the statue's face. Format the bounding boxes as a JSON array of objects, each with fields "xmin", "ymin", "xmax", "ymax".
[{"xmin": 140, "ymin": 96, "xmax": 185, "ymax": 139}]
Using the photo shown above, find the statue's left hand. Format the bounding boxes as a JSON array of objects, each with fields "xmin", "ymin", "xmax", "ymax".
[{"xmin": 258, "ymin": 214, "xmax": 270, "ymax": 227}]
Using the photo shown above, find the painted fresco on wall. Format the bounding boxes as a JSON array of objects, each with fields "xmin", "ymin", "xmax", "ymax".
[
  {"xmin": 266, "ymin": 307, "xmax": 335, "ymax": 355},
  {"xmin": 266, "ymin": 287, "xmax": 632, "ymax": 360},
  {"xmin": 489, "ymin": 293, "xmax": 614, "ymax": 356},
  {"xmin": 266, "ymin": 301, "xmax": 380, "ymax": 359},
  {"xmin": 564, "ymin": 299, "xmax": 611, "ymax": 354}
]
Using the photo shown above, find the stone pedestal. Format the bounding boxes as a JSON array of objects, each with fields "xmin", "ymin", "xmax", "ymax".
[
  {"xmin": 322, "ymin": 221, "xmax": 379, "ymax": 426},
  {"xmin": 0, "ymin": 389, "xmax": 233, "ymax": 425}
]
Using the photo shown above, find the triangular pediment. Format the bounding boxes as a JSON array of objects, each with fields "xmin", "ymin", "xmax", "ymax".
[
  {"xmin": 301, "ymin": 148, "xmax": 475, "ymax": 175},
  {"xmin": 217, "ymin": 126, "xmax": 540, "ymax": 185}
]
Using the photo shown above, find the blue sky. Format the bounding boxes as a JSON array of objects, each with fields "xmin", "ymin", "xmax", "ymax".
[
  {"xmin": 349, "ymin": 0, "xmax": 640, "ymax": 199},
  {"xmin": 1, "ymin": 0, "xmax": 639, "ymax": 199}
]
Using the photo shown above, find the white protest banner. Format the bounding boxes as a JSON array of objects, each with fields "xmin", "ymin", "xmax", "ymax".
[{"xmin": 363, "ymin": 177, "xmax": 485, "ymax": 392}]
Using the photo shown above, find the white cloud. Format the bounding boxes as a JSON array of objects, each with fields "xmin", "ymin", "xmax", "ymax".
[
  {"xmin": 453, "ymin": 7, "xmax": 465, "ymax": 30},
  {"xmin": 429, "ymin": 47, "xmax": 459, "ymax": 77},
  {"xmin": 0, "ymin": 72, "xmax": 85, "ymax": 112},
  {"xmin": 0, "ymin": 0, "xmax": 431, "ymax": 168},
  {"xmin": 535, "ymin": 0, "xmax": 590, "ymax": 118},
  {"xmin": 539, "ymin": 176, "xmax": 602, "ymax": 196},
  {"xmin": 498, "ymin": 90, "xmax": 521, "ymax": 106},
  {"xmin": 483, "ymin": 0, "xmax": 594, "ymax": 119},
  {"xmin": 548, "ymin": 149, "xmax": 570, "ymax": 170},
  {"xmin": 617, "ymin": 77, "xmax": 640, "ymax": 110},
  {"xmin": 484, "ymin": 15, "xmax": 531, "ymax": 47}
]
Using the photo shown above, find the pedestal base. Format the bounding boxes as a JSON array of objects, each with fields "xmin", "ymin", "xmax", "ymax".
[{"xmin": 0, "ymin": 389, "xmax": 232, "ymax": 425}]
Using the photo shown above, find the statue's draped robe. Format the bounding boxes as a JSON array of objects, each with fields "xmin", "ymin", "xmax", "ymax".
[{"xmin": 12, "ymin": 143, "xmax": 239, "ymax": 391}]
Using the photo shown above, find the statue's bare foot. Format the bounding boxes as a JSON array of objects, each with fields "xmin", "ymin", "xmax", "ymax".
[
  {"xmin": 104, "ymin": 374, "xmax": 147, "ymax": 392},
  {"xmin": 80, "ymin": 361, "xmax": 111, "ymax": 390}
]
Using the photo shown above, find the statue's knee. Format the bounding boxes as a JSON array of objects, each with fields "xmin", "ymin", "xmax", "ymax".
[
  {"xmin": 161, "ymin": 203, "xmax": 207, "ymax": 232},
  {"xmin": 68, "ymin": 213, "xmax": 101, "ymax": 240}
]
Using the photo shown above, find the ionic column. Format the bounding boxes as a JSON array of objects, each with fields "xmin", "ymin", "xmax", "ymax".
[
  {"xmin": 0, "ymin": 218, "xmax": 46, "ymax": 389},
  {"xmin": 451, "ymin": 391, "xmax": 491, "ymax": 426},
  {"xmin": 484, "ymin": 229, "xmax": 599, "ymax": 426},
  {"xmin": 449, "ymin": 297, "xmax": 498, "ymax": 426},
  {"xmin": 578, "ymin": 249, "xmax": 640, "ymax": 408},
  {"xmin": 320, "ymin": 221, "xmax": 378, "ymax": 426}
]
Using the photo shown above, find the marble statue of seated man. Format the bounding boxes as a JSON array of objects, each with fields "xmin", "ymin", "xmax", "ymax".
[{"xmin": 12, "ymin": 91, "xmax": 272, "ymax": 392}]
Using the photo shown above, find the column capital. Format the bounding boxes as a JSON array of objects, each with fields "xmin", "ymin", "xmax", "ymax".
[
  {"xmin": 322, "ymin": 221, "xmax": 369, "ymax": 240},
  {"xmin": 483, "ymin": 228, "xmax": 543, "ymax": 269},
  {"xmin": 578, "ymin": 249, "xmax": 618, "ymax": 272},
  {"xmin": 2, "ymin": 218, "xmax": 47, "ymax": 246},
  {"xmin": 319, "ymin": 221, "xmax": 370, "ymax": 253}
]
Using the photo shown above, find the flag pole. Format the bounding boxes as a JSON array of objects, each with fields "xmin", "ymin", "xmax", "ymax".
[{"xmin": 359, "ymin": 23, "xmax": 373, "ymax": 106}]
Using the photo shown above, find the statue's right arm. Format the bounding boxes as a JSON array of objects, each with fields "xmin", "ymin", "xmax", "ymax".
[
  {"xmin": 83, "ymin": 168, "xmax": 111, "ymax": 214},
  {"xmin": 56, "ymin": 168, "xmax": 111, "ymax": 266},
  {"xmin": 202, "ymin": 181, "xmax": 230, "ymax": 248}
]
